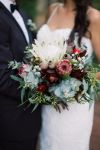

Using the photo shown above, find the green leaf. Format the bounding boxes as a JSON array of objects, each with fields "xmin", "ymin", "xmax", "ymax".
[
  {"xmin": 96, "ymin": 82, "xmax": 100, "ymax": 87},
  {"xmin": 18, "ymin": 99, "xmax": 28, "ymax": 107},
  {"xmin": 8, "ymin": 60, "xmax": 21, "ymax": 69},
  {"xmin": 31, "ymin": 103, "xmax": 39, "ymax": 112},
  {"xmin": 21, "ymin": 88, "xmax": 25, "ymax": 103},
  {"xmin": 11, "ymin": 75, "xmax": 22, "ymax": 83}
]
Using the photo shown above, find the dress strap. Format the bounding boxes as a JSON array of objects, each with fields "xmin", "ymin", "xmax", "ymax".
[{"xmin": 47, "ymin": 3, "xmax": 60, "ymax": 24}]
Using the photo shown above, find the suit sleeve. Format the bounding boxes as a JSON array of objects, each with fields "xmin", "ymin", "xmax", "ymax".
[{"xmin": 0, "ymin": 18, "xmax": 21, "ymax": 100}]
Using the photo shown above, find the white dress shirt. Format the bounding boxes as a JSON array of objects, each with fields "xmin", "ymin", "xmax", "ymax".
[{"xmin": 0, "ymin": 0, "xmax": 29, "ymax": 43}]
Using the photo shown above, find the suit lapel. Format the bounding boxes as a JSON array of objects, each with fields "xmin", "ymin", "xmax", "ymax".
[{"xmin": 0, "ymin": 2, "xmax": 29, "ymax": 44}]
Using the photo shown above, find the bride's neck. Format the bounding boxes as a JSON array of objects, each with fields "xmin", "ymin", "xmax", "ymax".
[{"xmin": 64, "ymin": 0, "xmax": 76, "ymax": 12}]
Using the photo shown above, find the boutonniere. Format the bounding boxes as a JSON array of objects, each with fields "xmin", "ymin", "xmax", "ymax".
[{"xmin": 27, "ymin": 19, "xmax": 37, "ymax": 32}]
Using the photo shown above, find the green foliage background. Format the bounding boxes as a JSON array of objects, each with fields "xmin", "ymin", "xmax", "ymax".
[
  {"xmin": 20, "ymin": 0, "xmax": 37, "ymax": 20},
  {"xmin": 20, "ymin": 0, "xmax": 100, "ymax": 19},
  {"xmin": 94, "ymin": 0, "xmax": 100, "ymax": 9}
]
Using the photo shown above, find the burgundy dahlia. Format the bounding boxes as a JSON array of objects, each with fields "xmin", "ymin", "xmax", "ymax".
[
  {"xmin": 56, "ymin": 59, "xmax": 72, "ymax": 76},
  {"xmin": 41, "ymin": 69, "xmax": 59, "ymax": 84},
  {"xmin": 79, "ymin": 50, "xmax": 87, "ymax": 57},
  {"xmin": 37, "ymin": 83, "xmax": 47, "ymax": 93},
  {"xmin": 48, "ymin": 73, "xmax": 59, "ymax": 83},
  {"xmin": 70, "ymin": 69, "xmax": 86, "ymax": 80}
]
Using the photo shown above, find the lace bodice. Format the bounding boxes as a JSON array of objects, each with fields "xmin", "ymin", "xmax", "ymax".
[{"xmin": 37, "ymin": 24, "xmax": 93, "ymax": 60}]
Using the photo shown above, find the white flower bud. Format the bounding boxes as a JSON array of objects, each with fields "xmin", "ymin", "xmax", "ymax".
[{"xmin": 78, "ymin": 57, "xmax": 82, "ymax": 61}]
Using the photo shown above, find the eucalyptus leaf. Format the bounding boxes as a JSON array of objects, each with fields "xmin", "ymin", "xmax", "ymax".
[
  {"xmin": 21, "ymin": 88, "xmax": 26, "ymax": 103},
  {"xmin": 11, "ymin": 75, "xmax": 23, "ymax": 83},
  {"xmin": 32, "ymin": 104, "xmax": 39, "ymax": 112}
]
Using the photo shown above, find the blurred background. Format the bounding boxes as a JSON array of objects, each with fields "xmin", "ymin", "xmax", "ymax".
[{"xmin": 19, "ymin": 0, "xmax": 100, "ymax": 150}]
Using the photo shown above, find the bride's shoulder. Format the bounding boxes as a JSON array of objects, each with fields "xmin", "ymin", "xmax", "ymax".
[
  {"xmin": 88, "ymin": 7, "xmax": 100, "ymax": 24},
  {"xmin": 48, "ymin": 2, "xmax": 63, "ymax": 16}
]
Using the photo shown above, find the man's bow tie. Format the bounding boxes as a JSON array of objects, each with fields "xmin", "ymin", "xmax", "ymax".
[{"xmin": 10, "ymin": 4, "xmax": 19, "ymax": 13}]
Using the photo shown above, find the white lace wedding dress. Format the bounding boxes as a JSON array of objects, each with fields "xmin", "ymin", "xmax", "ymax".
[{"xmin": 37, "ymin": 24, "xmax": 94, "ymax": 150}]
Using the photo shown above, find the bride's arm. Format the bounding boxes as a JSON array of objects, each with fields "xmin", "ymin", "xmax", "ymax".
[{"xmin": 89, "ymin": 9, "xmax": 100, "ymax": 79}]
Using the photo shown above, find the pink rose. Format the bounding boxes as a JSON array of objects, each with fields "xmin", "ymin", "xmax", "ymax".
[{"xmin": 18, "ymin": 64, "xmax": 31, "ymax": 78}]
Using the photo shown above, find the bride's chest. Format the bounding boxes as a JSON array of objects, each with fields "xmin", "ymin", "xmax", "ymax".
[{"xmin": 37, "ymin": 24, "xmax": 93, "ymax": 58}]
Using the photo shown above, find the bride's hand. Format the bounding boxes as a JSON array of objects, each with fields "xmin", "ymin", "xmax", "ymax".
[{"xmin": 54, "ymin": 101, "xmax": 68, "ymax": 113}]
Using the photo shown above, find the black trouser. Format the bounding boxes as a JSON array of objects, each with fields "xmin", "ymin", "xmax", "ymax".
[{"xmin": 0, "ymin": 138, "xmax": 38, "ymax": 150}]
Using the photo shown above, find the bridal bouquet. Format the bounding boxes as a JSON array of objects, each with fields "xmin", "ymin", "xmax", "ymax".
[{"xmin": 9, "ymin": 38, "xmax": 100, "ymax": 111}]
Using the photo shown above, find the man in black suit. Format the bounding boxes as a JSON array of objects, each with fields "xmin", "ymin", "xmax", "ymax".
[{"xmin": 0, "ymin": 0, "xmax": 41, "ymax": 149}]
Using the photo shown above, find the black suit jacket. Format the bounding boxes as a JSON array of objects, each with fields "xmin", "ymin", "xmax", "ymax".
[{"xmin": 0, "ymin": 2, "xmax": 41, "ymax": 140}]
